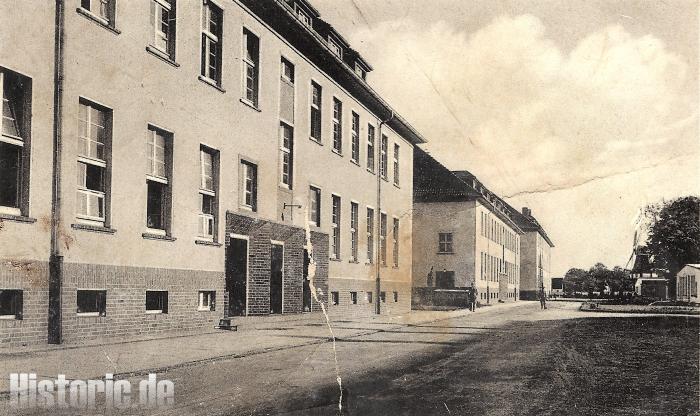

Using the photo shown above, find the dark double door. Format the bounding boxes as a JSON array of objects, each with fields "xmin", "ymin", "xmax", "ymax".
[{"xmin": 227, "ymin": 239, "xmax": 303, "ymax": 316}]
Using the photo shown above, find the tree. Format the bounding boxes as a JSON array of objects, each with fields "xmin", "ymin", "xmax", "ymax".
[
  {"xmin": 588, "ymin": 263, "xmax": 610, "ymax": 293},
  {"xmin": 563, "ymin": 268, "xmax": 588, "ymax": 293},
  {"xmin": 646, "ymin": 196, "xmax": 700, "ymax": 297}
]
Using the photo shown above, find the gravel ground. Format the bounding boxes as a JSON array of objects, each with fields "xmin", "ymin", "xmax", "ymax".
[{"xmin": 345, "ymin": 315, "xmax": 699, "ymax": 416}]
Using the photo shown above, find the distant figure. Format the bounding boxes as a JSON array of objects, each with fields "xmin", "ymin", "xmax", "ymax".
[
  {"xmin": 469, "ymin": 284, "xmax": 477, "ymax": 312},
  {"xmin": 426, "ymin": 266, "xmax": 434, "ymax": 287},
  {"xmin": 538, "ymin": 287, "xmax": 547, "ymax": 310}
]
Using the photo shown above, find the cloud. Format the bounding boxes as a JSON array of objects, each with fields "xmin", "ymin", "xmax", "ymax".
[{"xmin": 351, "ymin": 15, "xmax": 698, "ymax": 196}]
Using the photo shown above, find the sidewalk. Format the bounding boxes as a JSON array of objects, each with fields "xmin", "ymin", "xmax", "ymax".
[{"xmin": 0, "ymin": 302, "xmax": 527, "ymax": 393}]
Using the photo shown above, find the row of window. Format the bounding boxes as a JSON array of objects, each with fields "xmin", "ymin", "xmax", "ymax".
[
  {"xmin": 480, "ymin": 211, "xmax": 519, "ymax": 253},
  {"xmin": 480, "ymin": 252, "xmax": 519, "ymax": 283},
  {"xmin": 76, "ymin": 97, "xmax": 260, "ymax": 242},
  {"xmin": 85, "ymin": 0, "xmax": 400, "ymax": 190},
  {"xmin": 278, "ymin": 61, "xmax": 401, "ymax": 192},
  {"xmin": 0, "ymin": 289, "xmax": 216, "ymax": 320},
  {"xmin": 312, "ymin": 190, "xmax": 400, "ymax": 266},
  {"xmin": 330, "ymin": 290, "xmax": 398, "ymax": 306},
  {"xmin": 480, "ymin": 292, "xmax": 516, "ymax": 300}
]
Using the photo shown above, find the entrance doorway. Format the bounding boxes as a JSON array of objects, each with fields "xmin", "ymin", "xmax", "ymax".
[
  {"xmin": 303, "ymin": 249, "xmax": 311, "ymax": 312},
  {"xmin": 227, "ymin": 237, "xmax": 248, "ymax": 317},
  {"xmin": 270, "ymin": 243, "xmax": 284, "ymax": 314}
]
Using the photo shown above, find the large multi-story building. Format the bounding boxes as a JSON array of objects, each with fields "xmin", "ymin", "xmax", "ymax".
[
  {"xmin": 412, "ymin": 148, "xmax": 522, "ymax": 305},
  {"xmin": 0, "ymin": 0, "xmax": 425, "ymax": 346},
  {"xmin": 507, "ymin": 206, "xmax": 554, "ymax": 300}
]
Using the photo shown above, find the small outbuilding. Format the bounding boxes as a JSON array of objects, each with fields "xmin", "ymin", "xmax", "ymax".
[{"xmin": 676, "ymin": 264, "xmax": 699, "ymax": 303}]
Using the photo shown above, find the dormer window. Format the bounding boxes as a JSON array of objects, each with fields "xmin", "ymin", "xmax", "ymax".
[
  {"xmin": 295, "ymin": 6, "xmax": 311, "ymax": 27},
  {"xmin": 327, "ymin": 37, "xmax": 342, "ymax": 58},
  {"xmin": 354, "ymin": 63, "xmax": 366, "ymax": 80}
]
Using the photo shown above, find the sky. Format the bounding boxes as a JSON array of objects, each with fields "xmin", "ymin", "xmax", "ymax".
[{"xmin": 312, "ymin": 0, "xmax": 699, "ymax": 276}]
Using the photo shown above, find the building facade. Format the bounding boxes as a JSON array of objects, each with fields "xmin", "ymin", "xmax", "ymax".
[
  {"xmin": 510, "ymin": 207, "xmax": 554, "ymax": 300},
  {"xmin": 0, "ymin": 0, "xmax": 424, "ymax": 347},
  {"xmin": 412, "ymin": 149, "xmax": 522, "ymax": 306}
]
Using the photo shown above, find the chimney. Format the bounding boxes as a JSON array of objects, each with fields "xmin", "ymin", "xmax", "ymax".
[{"xmin": 522, "ymin": 207, "xmax": 532, "ymax": 217}]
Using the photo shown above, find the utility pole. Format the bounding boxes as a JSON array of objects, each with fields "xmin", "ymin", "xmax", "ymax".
[{"xmin": 48, "ymin": 0, "xmax": 66, "ymax": 344}]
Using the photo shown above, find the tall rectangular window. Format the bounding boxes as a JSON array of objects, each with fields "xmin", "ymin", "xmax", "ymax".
[
  {"xmin": 366, "ymin": 207, "xmax": 374, "ymax": 263},
  {"xmin": 240, "ymin": 160, "xmax": 257, "ymax": 211},
  {"xmin": 0, "ymin": 70, "xmax": 30, "ymax": 216},
  {"xmin": 279, "ymin": 123, "xmax": 293, "ymax": 188},
  {"xmin": 146, "ymin": 126, "xmax": 172, "ymax": 233},
  {"xmin": 393, "ymin": 143, "xmax": 400, "ymax": 186},
  {"xmin": 310, "ymin": 82, "xmax": 322, "ymax": 141},
  {"xmin": 309, "ymin": 186, "xmax": 320, "ymax": 227},
  {"xmin": 150, "ymin": 0, "xmax": 176, "ymax": 59},
  {"xmin": 243, "ymin": 29, "xmax": 260, "ymax": 106},
  {"xmin": 198, "ymin": 147, "xmax": 218, "ymax": 240},
  {"xmin": 332, "ymin": 98, "xmax": 342, "ymax": 153},
  {"xmin": 280, "ymin": 58, "xmax": 295, "ymax": 123},
  {"xmin": 438, "ymin": 233, "xmax": 453, "ymax": 253},
  {"xmin": 77, "ymin": 100, "xmax": 111, "ymax": 226},
  {"xmin": 201, "ymin": 0, "xmax": 222, "ymax": 85},
  {"xmin": 80, "ymin": 0, "xmax": 116, "ymax": 27},
  {"xmin": 380, "ymin": 213, "xmax": 387, "ymax": 266},
  {"xmin": 350, "ymin": 112, "xmax": 359, "ymax": 163},
  {"xmin": 350, "ymin": 202, "xmax": 358, "ymax": 262},
  {"xmin": 392, "ymin": 218, "xmax": 399, "ymax": 267},
  {"xmin": 331, "ymin": 195, "xmax": 341, "ymax": 259},
  {"xmin": 380, "ymin": 135, "xmax": 388, "ymax": 180},
  {"xmin": 366, "ymin": 124, "xmax": 375, "ymax": 172},
  {"xmin": 281, "ymin": 58, "xmax": 294, "ymax": 84}
]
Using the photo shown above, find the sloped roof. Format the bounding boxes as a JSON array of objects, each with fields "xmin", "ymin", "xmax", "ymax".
[
  {"xmin": 413, "ymin": 148, "xmax": 480, "ymax": 203},
  {"xmin": 413, "ymin": 148, "xmax": 523, "ymax": 233},
  {"xmin": 452, "ymin": 171, "xmax": 555, "ymax": 247}
]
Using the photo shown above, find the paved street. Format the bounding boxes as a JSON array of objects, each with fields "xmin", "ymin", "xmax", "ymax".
[{"xmin": 2, "ymin": 301, "xmax": 698, "ymax": 415}]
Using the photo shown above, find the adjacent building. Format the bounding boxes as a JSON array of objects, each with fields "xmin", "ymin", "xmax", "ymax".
[
  {"xmin": 0, "ymin": 0, "xmax": 425, "ymax": 346},
  {"xmin": 412, "ymin": 148, "xmax": 523, "ymax": 306},
  {"xmin": 508, "ymin": 207, "xmax": 555, "ymax": 300},
  {"xmin": 676, "ymin": 264, "xmax": 699, "ymax": 303}
]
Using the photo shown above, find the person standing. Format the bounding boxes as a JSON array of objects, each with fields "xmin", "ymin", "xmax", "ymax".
[
  {"xmin": 470, "ymin": 283, "xmax": 478, "ymax": 312},
  {"xmin": 538, "ymin": 286, "xmax": 547, "ymax": 310},
  {"xmin": 426, "ymin": 266, "xmax": 434, "ymax": 287}
]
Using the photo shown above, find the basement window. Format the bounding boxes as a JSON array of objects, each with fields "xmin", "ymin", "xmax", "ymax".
[
  {"xmin": 350, "ymin": 291, "xmax": 357, "ymax": 305},
  {"xmin": 76, "ymin": 290, "xmax": 106, "ymax": 316},
  {"xmin": 0, "ymin": 289, "xmax": 22, "ymax": 320},
  {"xmin": 146, "ymin": 290, "xmax": 168, "ymax": 314},
  {"xmin": 198, "ymin": 290, "xmax": 216, "ymax": 311}
]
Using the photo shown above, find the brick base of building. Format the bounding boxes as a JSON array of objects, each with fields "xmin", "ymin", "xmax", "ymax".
[
  {"xmin": 519, "ymin": 290, "xmax": 538, "ymax": 301},
  {"xmin": 326, "ymin": 278, "xmax": 412, "ymax": 317},
  {"xmin": 0, "ymin": 260, "xmax": 50, "ymax": 348},
  {"xmin": 0, "ymin": 260, "xmax": 224, "ymax": 347}
]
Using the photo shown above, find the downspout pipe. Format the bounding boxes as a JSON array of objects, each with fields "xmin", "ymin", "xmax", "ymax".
[
  {"xmin": 375, "ymin": 111, "xmax": 394, "ymax": 314},
  {"xmin": 48, "ymin": 0, "xmax": 65, "ymax": 344}
]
